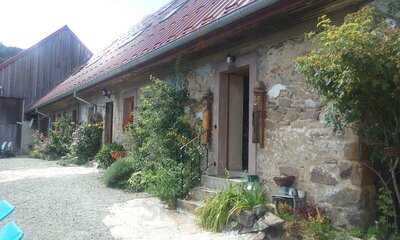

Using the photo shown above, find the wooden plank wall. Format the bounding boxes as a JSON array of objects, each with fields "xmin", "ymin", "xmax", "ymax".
[{"xmin": 0, "ymin": 27, "xmax": 92, "ymax": 110}]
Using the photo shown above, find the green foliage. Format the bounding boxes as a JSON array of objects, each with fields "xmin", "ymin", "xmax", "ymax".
[
  {"xmin": 297, "ymin": 6, "xmax": 400, "ymax": 233},
  {"xmin": 196, "ymin": 183, "xmax": 267, "ymax": 232},
  {"xmin": 297, "ymin": 6, "xmax": 400, "ymax": 145},
  {"xmin": 103, "ymin": 157, "xmax": 136, "ymax": 188},
  {"xmin": 70, "ymin": 123, "xmax": 103, "ymax": 165},
  {"xmin": 30, "ymin": 117, "xmax": 75, "ymax": 160},
  {"xmin": 118, "ymin": 78, "xmax": 204, "ymax": 203},
  {"xmin": 0, "ymin": 42, "xmax": 21, "ymax": 64},
  {"xmin": 95, "ymin": 143, "xmax": 124, "ymax": 169}
]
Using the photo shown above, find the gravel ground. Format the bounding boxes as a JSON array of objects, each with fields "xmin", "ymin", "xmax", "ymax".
[{"xmin": 0, "ymin": 157, "xmax": 251, "ymax": 240}]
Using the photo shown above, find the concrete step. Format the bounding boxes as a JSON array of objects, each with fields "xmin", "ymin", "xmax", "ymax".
[
  {"xmin": 201, "ymin": 175, "xmax": 246, "ymax": 191},
  {"xmin": 177, "ymin": 199, "xmax": 202, "ymax": 214},
  {"xmin": 189, "ymin": 186, "xmax": 217, "ymax": 202}
]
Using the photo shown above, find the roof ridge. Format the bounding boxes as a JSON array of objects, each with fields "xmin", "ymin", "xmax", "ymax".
[{"xmin": 0, "ymin": 25, "xmax": 78, "ymax": 71}]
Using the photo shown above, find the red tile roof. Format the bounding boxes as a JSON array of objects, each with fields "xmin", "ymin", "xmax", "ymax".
[{"xmin": 33, "ymin": 0, "xmax": 278, "ymax": 109}]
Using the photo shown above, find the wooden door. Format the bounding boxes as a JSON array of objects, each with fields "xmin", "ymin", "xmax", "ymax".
[
  {"xmin": 227, "ymin": 74, "xmax": 244, "ymax": 171},
  {"xmin": 105, "ymin": 102, "xmax": 113, "ymax": 144}
]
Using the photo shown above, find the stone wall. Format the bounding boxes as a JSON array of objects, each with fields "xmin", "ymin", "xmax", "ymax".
[
  {"xmin": 183, "ymin": 13, "xmax": 376, "ymax": 227},
  {"xmin": 256, "ymin": 38, "xmax": 375, "ymax": 228}
]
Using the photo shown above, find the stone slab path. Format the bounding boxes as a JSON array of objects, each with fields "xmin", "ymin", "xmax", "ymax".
[{"xmin": 0, "ymin": 157, "xmax": 251, "ymax": 240}]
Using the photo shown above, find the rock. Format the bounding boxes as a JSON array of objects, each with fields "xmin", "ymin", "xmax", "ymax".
[
  {"xmin": 253, "ymin": 212, "xmax": 284, "ymax": 232},
  {"xmin": 278, "ymin": 98, "xmax": 291, "ymax": 108},
  {"xmin": 253, "ymin": 204, "xmax": 267, "ymax": 218},
  {"xmin": 236, "ymin": 210, "xmax": 256, "ymax": 228},
  {"xmin": 251, "ymin": 232, "xmax": 265, "ymax": 240},
  {"xmin": 268, "ymin": 84, "xmax": 287, "ymax": 98},
  {"xmin": 339, "ymin": 162, "xmax": 353, "ymax": 179},
  {"xmin": 310, "ymin": 166, "xmax": 338, "ymax": 186},
  {"xmin": 263, "ymin": 212, "xmax": 285, "ymax": 227},
  {"xmin": 327, "ymin": 188, "xmax": 361, "ymax": 207},
  {"xmin": 265, "ymin": 203, "xmax": 278, "ymax": 215},
  {"xmin": 227, "ymin": 220, "xmax": 240, "ymax": 231},
  {"xmin": 304, "ymin": 99, "xmax": 321, "ymax": 108}
]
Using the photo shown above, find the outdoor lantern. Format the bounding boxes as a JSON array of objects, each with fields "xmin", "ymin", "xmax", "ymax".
[
  {"xmin": 226, "ymin": 54, "xmax": 236, "ymax": 71},
  {"xmin": 201, "ymin": 91, "xmax": 213, "ymax": 145},
  {"xmin": 101, "ymin": 88, "xmax": 112, "ymax": 98},
  {"xmin": 252, "ymin": 81, "xmax": 266, "ymax": 147}
]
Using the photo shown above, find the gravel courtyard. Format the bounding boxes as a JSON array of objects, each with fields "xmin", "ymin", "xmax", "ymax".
[{"xmin": 0, "ymin": 157, "xmax": 250, "ymax": 240}]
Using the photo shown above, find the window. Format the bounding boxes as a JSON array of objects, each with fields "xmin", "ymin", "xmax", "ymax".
[{"xmin": 123, "ymin": 96, "xmax": 135, "ymax": 130}]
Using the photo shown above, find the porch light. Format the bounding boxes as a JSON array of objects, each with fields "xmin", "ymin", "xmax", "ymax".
[
  {"xmin": 101, "ymin": 88, "xmax": 112, "ymax": 98},
  {"xmin": 226, "ymin": 54, "xmax": 236, "ymax": 65}
]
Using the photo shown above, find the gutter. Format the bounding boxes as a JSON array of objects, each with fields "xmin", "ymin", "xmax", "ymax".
[
  {"xmin": 73, "ymin": 91, "xmax": 95, "ymax": 106},
  {"xmin": 33, "ymin": 0, "xmax": 280, "ymax": 110}
]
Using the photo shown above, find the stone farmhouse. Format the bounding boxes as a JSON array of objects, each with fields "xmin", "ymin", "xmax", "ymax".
[{"xmin": 27, "ymin": 0, "xmax": 399, "ymax": 227}]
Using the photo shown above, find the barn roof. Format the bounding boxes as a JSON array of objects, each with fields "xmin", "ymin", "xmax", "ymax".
[
  {"xmin": 32, "ymin": 0, "xmax": 283, "ymax": 109},
  {"xmin": 0, "ymin": 26, "xmax": 89, "ymax": 71}
]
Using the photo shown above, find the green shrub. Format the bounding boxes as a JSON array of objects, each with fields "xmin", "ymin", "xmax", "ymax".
[
  {"xmin": 95, "ymin": 143, "xmax": 125, "ymax": 169},
  {"xmin": 103, "ymin": 157, "xmax": 136, "ymax": 188},
  {"xmin": 30, "ymin": 117, "xmax": 75, "ymax": 160},
  {"xmin": 142, "ymin": 159, "xmax": 185, "ymax": 204},
  {"xmin": 120, "ymin": 78, "xmax": 204, "ymax": 202},
  {"xmin": 70, "ymin": 123, "xmax": 102, "ymax": 165},
  {"xmin": 196, "ymin": 183, "xmax": 267, "ymax": 232}
]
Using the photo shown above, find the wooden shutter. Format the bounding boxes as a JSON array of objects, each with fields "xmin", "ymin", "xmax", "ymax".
[
  {"xmin": 123, "ymin": 96, "xmax": 134, "ymax": 130},
  {"xmin": 105, "ymin": 102, "xmax": 114, "ymax": 144}
]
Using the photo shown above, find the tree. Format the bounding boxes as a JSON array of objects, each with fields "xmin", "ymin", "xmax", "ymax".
[{"xmin": 297, "ymin": 6, "xmax": 400, "ymax": 233}]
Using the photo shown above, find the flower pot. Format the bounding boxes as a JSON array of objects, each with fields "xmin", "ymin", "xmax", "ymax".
[
  {"xmin": 111, "ymin": 150, "xmax": 127, "ymax": 160},
  {"xmin": 273, "ymin": 176, "xmax": 296, "ymax": 187}
]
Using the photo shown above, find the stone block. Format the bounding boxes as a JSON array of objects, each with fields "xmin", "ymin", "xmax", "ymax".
[
  {"xmin": 301, "ymin": 109, "xmax": 320, "ymax": 121},
  {"xmin": 251, "ymin": 232, "xmax": 265, "ymax": 240},
  {"xmin": 278, "ymin": 98, "xmax": 291, "ymax": 108},
  {"xmin": 344, "ymin": 142, "xmax": 360, "ymax": 161},
  {"xmin": 310, "ymin": 166, "xmax": 338, "ymax": 186},
  {"xmin": 327, "ymin": 187, "xmax": 361, "ymax": 207},
  {"xmin": 339, "ymin": 161, "xmax": 353, "ymax": 179},
  {"xmin": 304, "ymin": 99, "xmax": 321, "ymax": 109},
  {"xmin": 284, "ymin": 110, "xmax": 299, "ymax": 122}
]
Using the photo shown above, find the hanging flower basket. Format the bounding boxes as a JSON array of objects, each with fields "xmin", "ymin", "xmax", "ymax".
[
  {"xmin": 384, "ymin": 147, "xmax": 400, "ymax": 157},
  {"xmin": 111, "ymin": 150, "xmax": 128, "ymax": 160}
]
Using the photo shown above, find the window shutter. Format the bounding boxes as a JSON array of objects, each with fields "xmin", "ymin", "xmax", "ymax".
[{"xmin": 123, "ymin": 96, "xmax": 134, "ymax": 129}]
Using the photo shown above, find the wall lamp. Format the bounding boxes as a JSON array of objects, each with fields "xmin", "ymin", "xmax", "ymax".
[
  {"xmin": 226, "ymin": 54, "xmax": 236, "ymax": 71},
  {"xmin": 101, "ymin": 88, "xmax": 112, "ymax": 98}
]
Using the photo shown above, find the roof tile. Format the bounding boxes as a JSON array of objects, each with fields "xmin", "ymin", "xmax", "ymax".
[{"xmin": 33, "ymin": 0, "xmax": 259, "ymax": 108}]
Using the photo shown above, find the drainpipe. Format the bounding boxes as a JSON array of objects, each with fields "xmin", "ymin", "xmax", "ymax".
[
  {"xmin": 35, "ymin": 108, "xmax": 51, "ymax": 131},
  {"xmin": 73, "ymin": 91, "xmax": 94, "ymax": 106}
]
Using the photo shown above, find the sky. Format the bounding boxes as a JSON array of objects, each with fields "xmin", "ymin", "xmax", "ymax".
[{"xmin": 0, "ymin": 0, "xmax": 171, "ymax": 54}]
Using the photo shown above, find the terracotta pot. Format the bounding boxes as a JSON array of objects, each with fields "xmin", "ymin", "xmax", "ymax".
[
  {"xmin": 273, "ymin": 176, "xmax": 296, "ymax": 187},
  {"xmin": 111, "ymin": 150, "xmax": 128, "ymax": 160}
]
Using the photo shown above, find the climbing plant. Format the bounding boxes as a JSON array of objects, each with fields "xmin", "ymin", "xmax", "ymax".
[
  {"xmin": 105, "ymin": 77, "xmax": 204, "ymax": 204},
  {"xmin": 297, "ymin": 6, "xmax": 400, "ymax": 234}
]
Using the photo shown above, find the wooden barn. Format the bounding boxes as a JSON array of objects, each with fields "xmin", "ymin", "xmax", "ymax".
[{"xmin": 0, "ymin": 26, "xmax": 92, "ymax": 152}]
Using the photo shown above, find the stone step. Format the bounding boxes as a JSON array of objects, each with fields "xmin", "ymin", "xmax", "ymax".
[
  {"xmin": 201, "ymin": 175, "xmax": 246, "ymax": 191},
  {"xmin": 189, "ymin": 186, "xmax": 217, "ymax": 202},
  {"xmin": 177, "ymin": 199, "xmax": 202, "ymax": 214}
]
